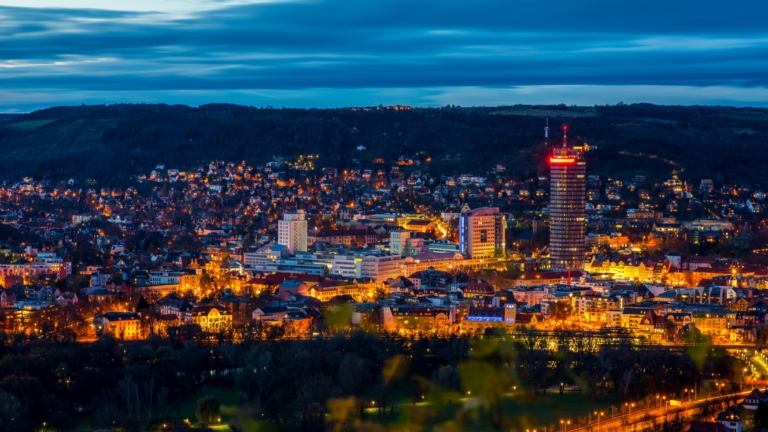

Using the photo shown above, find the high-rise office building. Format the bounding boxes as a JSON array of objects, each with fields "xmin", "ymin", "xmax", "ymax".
[
  {"xmin": 390, "ymin": 230, "xmax": 411, "ymax": 256},
  {"xmin": 459, "ymin": 204, "xmax": 505, "ymax": 259},
  {"xmin": 549, "ymin": 127, "xmax": 586, "ymax": 270},
  {"xmin": 278, "ymin": 209, "xmax": 307, "ymax": 254}
]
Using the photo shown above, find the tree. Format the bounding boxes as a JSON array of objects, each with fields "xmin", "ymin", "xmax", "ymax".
[
  {"xmin": 0, "ymin": 392, "xmax": 28, "ymax": 432},
  {"xmin": 92, "ymin": 398, "xmax": 122, "ymax": 431},
  {"xmin": 664, "ymin": 319, "xmax": 678, "ymax": 342},
  {"xmin": 372, "ymin": 286, "xmax": 387, "ymax": 301},
  {"xmin": 549, "ymin": 301, "xmax": 573, "ymax": 322},
  {"xmin": 157, "ymin": 386, "xmax": 170, "ymax": 421},
  {"xmin": 297, "ymin": 375, "xmax": 332, "ymax": 432},
  {"xmin": 195, "ymin": 395, "xmax": 221, "ymax": 425},
  {"xmin": 337, "ymin": 354, "xmax": 368, "ymax": 416},
  {"xmin": 434, "ymin": 364, "xmax": 459, "ymax": 405}
]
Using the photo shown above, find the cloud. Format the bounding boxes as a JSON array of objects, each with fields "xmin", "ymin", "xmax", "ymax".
[
  {"xmin": 0, "ymin": 0, "xmax": 287, "ymax": 15},
  {"xmin": 0, "ymin": 0, "xmax": 767, "ymax": 110}
]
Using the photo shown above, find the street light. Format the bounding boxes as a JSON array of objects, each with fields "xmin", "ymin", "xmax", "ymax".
[
  {"xmin": 743, "ymin": 368, "xmax": 747, "ymax": 391},
  {"xmin": 625, "ymin": 401, "xmax": 635, "ymax": 429}
]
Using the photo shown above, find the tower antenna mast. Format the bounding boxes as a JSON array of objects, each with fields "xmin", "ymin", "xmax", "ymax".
[{"xmin": 563, "ymin": 125, "xmax": 568, "ymax": 148}]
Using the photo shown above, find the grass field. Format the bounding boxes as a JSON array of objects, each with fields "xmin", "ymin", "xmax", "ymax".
[
  {"xmin": 74, "ymin": 387, "xmax": 615, "ymax": 430},
  {"xmin": 175, "ymin": 387, "xmax": 240, "ymax": 427},
  {"xmin": 372, "ymin": 391, "xmax": 619, "ymax": 431},
  {"xmin": 9, "ymin": 119, "xmax": 55, "ymax": 130}
]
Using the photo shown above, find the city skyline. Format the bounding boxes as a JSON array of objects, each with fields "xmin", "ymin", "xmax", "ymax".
[{"xmin": 2, "ymin": 2, "xmax": 767, "ymax": 430}]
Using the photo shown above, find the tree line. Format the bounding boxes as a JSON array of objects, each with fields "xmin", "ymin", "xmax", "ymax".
[{"xmin": 0, "ymin": 328, "xmax": 744, "ymax": 431}]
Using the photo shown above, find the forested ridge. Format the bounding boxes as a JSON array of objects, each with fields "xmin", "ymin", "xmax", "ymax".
[{"xmin": 0, "ymin": 103, "xmax": 766, "ymax": 185}]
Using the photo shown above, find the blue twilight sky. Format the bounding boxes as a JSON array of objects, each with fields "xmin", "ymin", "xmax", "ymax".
[{"xmin": 2, "ymin": 0, "xmax": 768, "ymax": 112}]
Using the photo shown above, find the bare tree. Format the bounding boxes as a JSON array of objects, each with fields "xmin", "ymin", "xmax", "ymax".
[
  {"xmin": 157, "ymin": 386, "xmax": 170, "ymax": 421},
  {"xmin": 619, "ymin": 369, "xmax": 633, "ymax": 397},
  {"xmin": 143, "ymin": 378, "xmax": 155, "ymax": 423},
  {"xmin": 338, "ymin": 353, "xmax": 368, "ymax": 416}
]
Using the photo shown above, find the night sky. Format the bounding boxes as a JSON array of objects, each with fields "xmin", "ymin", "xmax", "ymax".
[{"xmin": 2, "ymin": 0, "xmax": 767, "ymax": 111}]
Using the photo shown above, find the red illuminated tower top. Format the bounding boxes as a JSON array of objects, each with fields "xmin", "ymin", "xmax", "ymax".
[{"xmin": 548, "ymin": 125, "xmax": 581, "ymax": 165}]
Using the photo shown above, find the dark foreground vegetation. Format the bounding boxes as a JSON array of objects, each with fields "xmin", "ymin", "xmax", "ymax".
[
  {"xmin": 0, "ymin": 329, "xmax": 742, "ymax": 431},
  {"xmin": 0, "ymin": 103, "xmax": 766, "ymax": 185}
]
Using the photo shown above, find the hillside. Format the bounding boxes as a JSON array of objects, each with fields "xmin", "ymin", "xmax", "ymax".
[{"xmin": 0, "ymin": 103, "xmax": 766, "ymax": 186}]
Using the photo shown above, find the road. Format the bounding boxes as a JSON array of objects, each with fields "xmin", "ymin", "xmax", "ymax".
[{"xmin": 562, "ymin": 389, "xmax": 754, "ymax": 432}]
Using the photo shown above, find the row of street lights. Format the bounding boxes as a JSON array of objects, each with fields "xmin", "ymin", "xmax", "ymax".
[{"xmin": 551, "ymin": 373, "xmax": 759, "ymax": 432}]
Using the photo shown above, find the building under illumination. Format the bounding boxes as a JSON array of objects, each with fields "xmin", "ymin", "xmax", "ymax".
[
  {"xmin": 459, "ymin": 204, "xmax": 505, "ymax": 259},
  {"xmin": 278, "ymin": 209, "xmax": 308, "ymax": 253},
  {"xmin": 549, "ymin": 131, "xmax": 586, "ymax": 270}
]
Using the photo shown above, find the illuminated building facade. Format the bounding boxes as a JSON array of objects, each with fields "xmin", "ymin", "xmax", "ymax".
[
  {"xmin": 94, "ymin": 312, "xmax": 142, "ymax": 340},
  {"xmin": 278, "ymin": 209, "xmax": 308, "ymax": 253},
  {"xmin": 549, "ymin": 130, "xmax": 586, "ymax": 270},
  {"xmin": 459, "ymin": 204, "xmax": 505, "ymax": 259},
  {"xmin": 0, "ymin": 260, "xmax": 71, "ymax": 285}
]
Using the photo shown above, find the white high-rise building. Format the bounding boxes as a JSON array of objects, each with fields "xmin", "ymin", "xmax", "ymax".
[
  {"xmin": 278, "ymin": 209, "xmax": 307, "ymax": 254},
  {"xmin": 390, "ymin": 230, "xmax": 411, "ymax": 256}
]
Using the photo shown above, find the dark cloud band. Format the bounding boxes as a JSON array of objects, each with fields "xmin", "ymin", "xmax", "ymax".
[{"xmin": 1, "ymin": 0, "xmax": 767, "ymax": 110}]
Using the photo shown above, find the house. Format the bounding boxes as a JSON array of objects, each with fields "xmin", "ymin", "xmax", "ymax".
[
  {"xmin": 55, "ymin": 292, "xmax": 79, "ymax": 306},
  {"xmin": 687, "ymin": 422, "xmax": 728, "ymax": 432},
  {"xmin": 187, "ymin": 305, "xmax": 232, "ymax": 333},
  {"xmin": 513, "ymin": 271, "xmax": 580, "ymax": 287},
  {"xmin": 382, "ymin": 305, "xmax": 451, "ymax": 335},
  {"xmin": 460, "ymin": 304, "xmax": 516, "ymax": 335},
  {"xmin": 692, "ymin": 311, "xmax": 730, "ymax": 336},
  {"xmin": 458, "ymin": 281, "xmax": 495, "ymax": 298},
  {"xmin": 0, "ymin": 288, "xmax": 15, "ymax": 308},
  {"xmin": 83, "ymin": 287, "xmax": 119, "ymax": 303},
  {"xmin": 94, "ymin": 312, "xmax": 142, "ymax": 340},
  {"xmin": 404, "ymin": 219, "xmax": 436, "ymax": 233},
  {"xmin": 636, "ymin": 310, "xmax": 666, "ymax": 341},
  {"xmin": 741, "ymin": 388, "xmax": 768, "ymax": 409},
  {"xmin": 715, "ymin": 404, "xmax": 748, "ymax": 432},
  {"xmin": 252, "ymin": 306, "xmax": 289, "ymax": 322},
  {"xmin": 277, "ymin": 280, "xmax": 309, "ymax": 297},
  {"xmin": 515, "ymin": 313, "xmax": 541, "ymax": 328},
  {"xmin": 620, "ymin": 307, "xmax": 651, "ymax": 329},
  {"xmin": 309, "ymin": 280, "xmax": 369, "ymax": 302},
  {"xmin": 155, "ymin": 295, "xmax": 194, "ymax": 319}
]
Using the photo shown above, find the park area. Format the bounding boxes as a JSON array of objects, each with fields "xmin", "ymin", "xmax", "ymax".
[{"xmin": 151, "ymin": 385, "xmax": 618, "ymax": 431}]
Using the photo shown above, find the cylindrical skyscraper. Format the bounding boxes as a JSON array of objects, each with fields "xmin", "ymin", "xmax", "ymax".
[{"xmin": 548, "ymin": 129, "xmax": 586, "ymax": 270}]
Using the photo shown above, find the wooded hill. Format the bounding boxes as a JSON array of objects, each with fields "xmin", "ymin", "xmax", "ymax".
[{"xmin": 0, "ymin": 103, "xmax": 766, "ymax": 186}]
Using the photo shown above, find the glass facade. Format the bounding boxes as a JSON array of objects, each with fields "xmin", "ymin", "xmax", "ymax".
[{"xmin": 549, "ymin": 147, "xmax": 586, "ymax": 270}]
